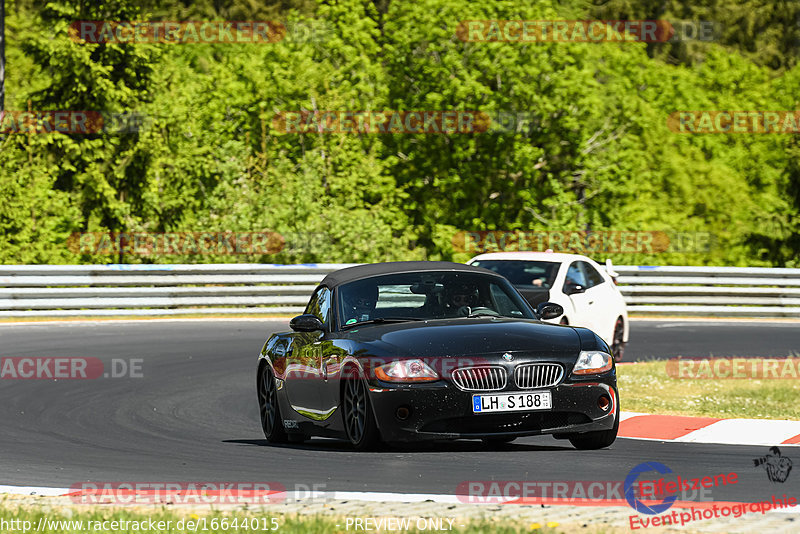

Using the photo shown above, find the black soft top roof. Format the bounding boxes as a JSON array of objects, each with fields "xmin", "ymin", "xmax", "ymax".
[{"xmin": 320, "ymin": 261, "xmax": 501, "ymax": 288}]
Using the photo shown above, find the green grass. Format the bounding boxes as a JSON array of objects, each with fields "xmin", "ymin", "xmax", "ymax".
[{"xmin": 617, "ymin": 360, "xmax": 800, "ymax": 419}]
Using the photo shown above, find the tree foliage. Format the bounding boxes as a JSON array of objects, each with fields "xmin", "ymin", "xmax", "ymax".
[{"xmin": 1, "ymin": 0, "xmax": 798, "ymax": 266}]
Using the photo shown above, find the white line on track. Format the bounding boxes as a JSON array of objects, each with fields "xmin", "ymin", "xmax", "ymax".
[
  {"xmin": 0, "ymin": 485, "xmax": 67, "ymax": 496},
  {"xmin": 675, "ymin": 419, "xmax": 800, "ymax": 446},
  {"xmin": 630, "ymin": 317, "xmax": 800, "ymax": 326}
]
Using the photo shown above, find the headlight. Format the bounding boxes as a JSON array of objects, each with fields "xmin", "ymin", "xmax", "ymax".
[
  {"xmin": 374, "ymin": 359, "xmax": 439, "ymax": 383},
  {"xmin": 572, "ymin": 351, "xmax": 613, "ymax": 375}
]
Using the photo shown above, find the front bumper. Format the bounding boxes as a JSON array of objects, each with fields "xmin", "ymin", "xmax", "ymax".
[{"xmin": 367, "ymin": 377, "xmax": 617, "ymax": 442}]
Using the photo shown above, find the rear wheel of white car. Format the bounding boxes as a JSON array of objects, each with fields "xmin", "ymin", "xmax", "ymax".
[{"xmin": 611, "ymin": 318, "xmax": 625, "ymax": 361}]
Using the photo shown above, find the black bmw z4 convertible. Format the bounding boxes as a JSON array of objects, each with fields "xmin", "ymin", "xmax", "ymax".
[{"xmin": 256, "ymin": 261, "xmax": 619, "ymax": 450}]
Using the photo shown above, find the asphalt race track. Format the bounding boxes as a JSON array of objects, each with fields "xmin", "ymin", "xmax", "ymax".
[
  {"xmin": 624, "ymin": 319, "xmax": 800, "ymax": 361},
  {"xmin": 0, "ymin": 319, "xmax": 797, "ymax": 504}
]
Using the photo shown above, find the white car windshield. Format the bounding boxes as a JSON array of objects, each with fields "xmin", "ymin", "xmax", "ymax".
[{"xmin": 470, "ymin": 260, "xmax": 560, "ymax": 289}]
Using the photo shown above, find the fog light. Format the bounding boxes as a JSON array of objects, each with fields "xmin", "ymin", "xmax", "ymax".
[
  {"xmin": 598, "ymin": 395, "xmax": 611, "ymax": 411},
  {"xmin": 396, "ymin": 406, "xmax": 411, "ymax": 421}
]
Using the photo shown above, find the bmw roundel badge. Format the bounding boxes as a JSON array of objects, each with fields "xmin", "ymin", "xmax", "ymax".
[{"xmin": 502, "ymin": 352, "xmax": 514, "ymax": 362}]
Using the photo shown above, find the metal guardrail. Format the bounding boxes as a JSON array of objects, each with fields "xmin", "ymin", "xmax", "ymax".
[
  {"xmin": 0, "ymin": 264, "xmax": 353, "ymax": 317},
  {"xmin": 615, "ymin": 265, "xmax": 800, "ymax": 317},
  {"xmin": 0, "ymin": 264, "xmax": 798, "ymax": 318}
]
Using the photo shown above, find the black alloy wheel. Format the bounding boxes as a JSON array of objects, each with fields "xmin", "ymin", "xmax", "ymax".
[
  {"xmin": 258, "ymin": 365, "xmax": 288, "ymax": 443},
  {"xmin": 342, "ymin": 367, "xmax": 380, "ymax": 450}
]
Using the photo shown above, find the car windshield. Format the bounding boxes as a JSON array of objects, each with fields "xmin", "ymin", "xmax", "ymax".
[
  {"xmin": 337, "ymin": 271, "xmax": 535, "ymax": 327},
  {"xmin": 470, "ymin": 260, "xmax": 561, "ymax": 290}
]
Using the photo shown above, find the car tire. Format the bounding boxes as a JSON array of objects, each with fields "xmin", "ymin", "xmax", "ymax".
[
  {"xmin": 342, "ymin": 366, "xmax": 381, "ymax": 451},
  {"xmin": 559, "ymin": 317, "xmax": 569, "ymax": 325},
  {"xmin": 258, "ymin": 364, "xmax": 288, "ymax": 443},
  {"xmin": 611, "ymin": 318, "xmax": 625, "ymax": 361},
  {"xmin": 567, "ymin": 399, "xmax": 619, "ymax": 450}
]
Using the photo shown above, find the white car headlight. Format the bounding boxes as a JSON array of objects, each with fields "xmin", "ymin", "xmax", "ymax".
[{"xmin": 572, "ymin": 351, "xmax": 613, "ymax": 375}]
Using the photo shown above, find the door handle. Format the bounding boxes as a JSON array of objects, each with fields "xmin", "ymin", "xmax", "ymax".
[{"xmin": 321, "ymin": 355, "xmax": 337, "ymax": 381}]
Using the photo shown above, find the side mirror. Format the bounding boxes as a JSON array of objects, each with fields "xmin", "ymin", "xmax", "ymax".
[
  {"xmin": 289, "ymin": 314, "xmax": 324, "ymax": 332},
  {"xmin": 564, "ymin": 283, "xmax": 585, "ymax": 295},
  {"xmin": 537, "ymin": 302, "xmax": 564, "ymax": 321}
]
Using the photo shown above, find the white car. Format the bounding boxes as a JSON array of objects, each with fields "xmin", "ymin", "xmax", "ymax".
[{"xmin": 467, "ymin": 251, "xmax": 629, "ymax": 359}]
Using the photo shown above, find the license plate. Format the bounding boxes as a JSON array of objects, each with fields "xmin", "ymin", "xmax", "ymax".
[{"xmin": 472, "ymin": 391, "xmax": 552, "ymax": 413}]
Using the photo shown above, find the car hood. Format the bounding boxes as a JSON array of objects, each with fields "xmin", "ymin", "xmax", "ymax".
[{"xmin": 337, "ymin": 317, "xmax": 581, "ymax": 358}]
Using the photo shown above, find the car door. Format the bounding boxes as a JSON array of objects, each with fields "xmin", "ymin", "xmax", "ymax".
[
  {"xmin": 579, "ymin": 261, "xmax": 619, "ymax": 344},
  {"xmin": 312, "ymin": 287, "xmax": 344, "ymax": 422},
  {"xmin": 284, "ymin": 286, "xmax": 333, "ymax": 421},
  {"xmin": 562, "ymin": 261, "xmax": 597, "ymax": 332}
]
